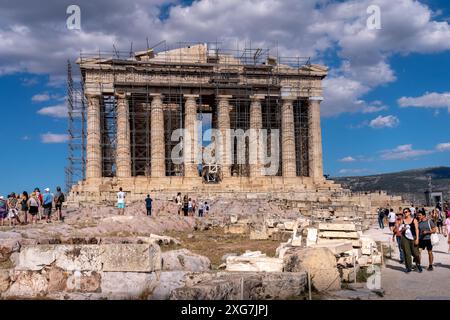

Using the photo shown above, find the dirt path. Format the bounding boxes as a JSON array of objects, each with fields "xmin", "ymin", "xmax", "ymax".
[{"xmin": 363, "ymin": 226, "xmax": 450, "ymax": 299}]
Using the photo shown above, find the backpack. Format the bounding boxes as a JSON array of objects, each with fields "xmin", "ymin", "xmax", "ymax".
[{"xmin": 59, "ymin": 193, "xmax": 65, "ymax": 203}]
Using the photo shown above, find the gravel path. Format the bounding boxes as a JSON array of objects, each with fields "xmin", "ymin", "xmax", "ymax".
[{"xmin": 363, "ymin": 226, "xmax": 450, "ymax": 300}]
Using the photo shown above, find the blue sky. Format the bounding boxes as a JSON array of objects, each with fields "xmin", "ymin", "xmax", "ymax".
[{"xmin": 0, "ymin": 0, "xmax": 449, "ymax": 195}]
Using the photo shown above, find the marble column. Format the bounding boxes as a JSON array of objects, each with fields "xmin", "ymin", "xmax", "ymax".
[
  {"xmin": 116, "ymin": 92, "xmax": 132, "ymax": 178},
  {"xmin": 86, "ymin": 94, "xmax": 102, "ymax": 179},
  {"xmin": 308, "ymin": 96, "xmax": 324, "ymax": 181},
  {"xmin": 281, "ymin": 97, "xmax": 297, "ymax": 178},
  {"xmin": 249, "ymin": 94, "xmax": 264, "ymax": 177},
  {"xmin": 217, "ymin": 95, "xmax": 232, "ymax": 178},
  {"xmin": 184, "ymin": 94, "xmax": 199, "ymax": 178},
  {"xmin": 150, "ymin": 93, "xmax": 166, "ymax": 177}
]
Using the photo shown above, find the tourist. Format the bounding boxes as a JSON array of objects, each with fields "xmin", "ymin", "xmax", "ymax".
[
  {"xmin": 20, "ymin": 191, "xmax": 29, "ymax": 224},
  {"xmin": 188, "ymin": 198, "xmax": 193, "ymax": 216},
  {"xmin": 192, "ymin": 199, "xmax": 197, "ymax": 216},
  {"xmin": 436, "ymin": 208, "xmax": 445, "ymax": 235},
  {"xmin": 145, "ymin": 194, "xmax": 153, "ymax": 216},
  {"xmin": 392, "ymin": 212, "xmax": 405, "ymax": 263},
  {"xmin": 388, "ymin": 208, "xmax": 396, "ymax": 231},
  {"xmin": 35, "ymin": 188, "xmax": 43, "ymax": 220},
  {"xmin": 53, "ymin": 186, "xmax": 65, "ymax": 221},
  {"xmin": 417, "ymin": 210, "xmax": 437, "ymax": 271},
  {"xmin": 176, "ymin": 192, "xmax": 182, "ymax": 215},
  {"xmin": 198, "ymin": 201, "xmax": 204, "ymax": 217},
  {"xmin": 0, "ymin": 196, "xmax": 8, "ymax": 226},
  {"xmin": 7, "ymin": 193, "xmax": 21, "ymax": 226},
  {"xmin": 27, "ymin": 192, "xmax": 40, "ymax": 225},
  {"xmin": 400, "ymin": 207, "xmax": 422, "ymax": 273},
  {"xmin": 42, "ymin": 188, "xmax": 54, "ymax": 223},
  {"xmin": 377, "ymin": 208, "xmax": 385, "ymax": 229},
  {"xmin": 445, "ymin": 213, "xmax": 450, "ymax": 252},
  {"xmin": 409, "ymin": 204, "xmax": 416, "ymax": 218},
  {"xmin": 204, "ymin": 201, "xmax": 209, "ymax": 217},
  {"xmin": 183, "ymin": 195, "xmax": 189, "ymax": 217},
  {"xmin": 117, "ymin": 187, "xmax": 126, "ymax": 215}
]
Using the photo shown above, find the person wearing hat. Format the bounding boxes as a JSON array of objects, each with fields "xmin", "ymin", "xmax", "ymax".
[
  {"xmin": 392, "ymin": 211, "xmax": 405, "ymax": 263},
  {"xmin": 42, "ymin": 188, "xmax": 54, "ymax": 223}
]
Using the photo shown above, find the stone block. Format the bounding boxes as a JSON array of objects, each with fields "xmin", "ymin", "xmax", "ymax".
[
  {"xmin": 0, "ymin": 270, "xmax": 10, "ymax": 293},
  {"xmin": 360, "ymin": 237, "xmax": 377, "ymax": 255},
  {"xmin": 224, "ymin": 223, "xmax": 248, "ymax": 234},
  {"xmin": 283, "ymin": 221, "xmax": 296, "ymax": 230},
  {"xmin": 271, "ymin": 231, "xmax": 293, "ymax": 242},
  {"xmin": 283, "ymin": 247, "xmax": 341, "ymax": 292},
  {"xmin": 340, "ymin": 265, "xmax": 360, "ymax": 283},
  {"xmin": 55, "ymin": 245, "xmax": 103, "ymax": 271},
  {"xmin": 47, "ymin": 267, "xmax": 69, "ymax": 293},
  {"xmin": 312, "ymin": 241, "xmax": 353, "ymax": 255},
  {"xmin": 66, "ymin": 271, "xmax": 101, "ymax": 293},
  {"xmin": 16, "ymin": 245, "xmax": 58, "ymax": 271},
  {"xmin": 250, "ymin": 229, "xmax": 269, "ymax": 240},
  {"xmin": 318, "ymin": 223, "xmax": 356, "ymax": 232},
  {"xmin": 319, "ymin": 231, "xmax": 360, "ymax": 239},
  {"xmin": 101, "ymin": 272, "xmax": 157, "ymax": 299},
  {"xmin": 150, "ymin": 271, "xmax": 188, "ymax": 300},
  {"xmin": 101, "ymin": 244, "xmax": 161, "ymax": 272},
  {"xmin": 230, "ymin": 215, "xmax": 238, "ymax": 224},
  {"xmin": 226, "ymin": 252, "xmax": 283, "ymax": 272},
  {"xmin": 306, "ymin": 228, "xmax": 318, "ymax": 247},
  {"xmin": 161, "ymin": 249, "xmax": 210, "ymax": 272},
  {"xmin": 6, "ymin": 271, "xmax": 48, "ymax": 297}
]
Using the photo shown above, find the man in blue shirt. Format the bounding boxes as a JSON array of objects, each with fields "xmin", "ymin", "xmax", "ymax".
[
  {"xmin": 42, "ymin": 188, "xmax": 54, "ymax": 223},
  {"xmin": 145, "ymin": 195, "xmax": 153, "ymax": 216}
]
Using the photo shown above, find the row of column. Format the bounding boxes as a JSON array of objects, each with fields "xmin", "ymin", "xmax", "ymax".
[{"xmin": 85, "ymin": 93, "xmax": 323, "ymax": 181}]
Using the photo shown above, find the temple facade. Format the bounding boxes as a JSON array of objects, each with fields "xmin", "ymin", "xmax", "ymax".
[{"xmin": 69, "ymin": 44, "xmax": 341, "ymax": 203}]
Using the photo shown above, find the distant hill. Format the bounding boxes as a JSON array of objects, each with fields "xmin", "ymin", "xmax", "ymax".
[{"xmin": 332, "ymin": 167, "xmax": 450, "ymax": 203}]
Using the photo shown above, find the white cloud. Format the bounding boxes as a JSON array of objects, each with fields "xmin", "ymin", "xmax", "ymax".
[
  {"xmin": 398, "ymin": 92, "xmax": 450, "ymax": 112},
  {"xmin": 380, "ymin": 144, "xmax": 433, "ymax": 160},
  {"xmin": 37, "ymin": 104, "xmax": 67, "ymax": 118},
  {"xmin": 40, "ymin": 133, "xmax": 69, "ymax": 144},
  {"xmin": 0, "ymin": 0, "xmax": 450, "ymax": 115},
  {"xmin": 338, "ymin": 168, "xmax": 371, "ymax": 175},
  {"xmin": 32, "ymin": 93, "xmax": 50, "ymax": 102},
  {"xmin": 22, "ymin": 136, "xmax": 30, "ymax": 141},
  {"xmin": 369, "ymin": 115, "xmax": 399, "ymax": 128},
  {"xmin": 436, "ymin": 142, "xmax": 450, "ymax": 152},
  {"xmin": 339, "ymin": 156, "xmax": 356, "ymax": 162}
]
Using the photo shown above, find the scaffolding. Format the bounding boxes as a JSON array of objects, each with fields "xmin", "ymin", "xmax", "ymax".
[{"xmin": 66, "ymin": 42, "xmax": 319, "ymax": 190}]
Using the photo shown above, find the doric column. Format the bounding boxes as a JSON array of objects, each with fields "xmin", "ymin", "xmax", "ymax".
[
  {"xmin": 184, "ymin": 94, "xmax": 199, "ymax": 178},
  {"xmin": 217, "ymin": 95, "xmax": 232, "ymax": 178},
  {"xmin": 309, "ymin": 96, "xmax": 324, "ymax": 181},
  {"xmin": 249, "ymin": 94, "xmax": 264, "ymax": 177},
  {"xmin": 150, "ymin": 93, "xmax": 165, "ymax": 177},
  {"xmin": 281, "ymin": 97, "xmax": 297, "ymax": 178},
  {"xmin": 115, "ymin": 92, "xmax": 132, "ymax": 178},
  {"xmin": 86, "ymin": 94, "xmax": 102, "ymax": 179}
]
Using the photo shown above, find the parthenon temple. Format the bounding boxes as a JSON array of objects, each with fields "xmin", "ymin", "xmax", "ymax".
[{"xmin": 68, "ymin": 43, "xmax": 343, "ymax": 203}]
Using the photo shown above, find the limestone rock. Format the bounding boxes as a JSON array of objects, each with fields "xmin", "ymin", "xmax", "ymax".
[
  {"xmin": 101, "ymin": 243, "xmax": 161, "ymax": 272},
  {"xmin": 16, "ymin": 245, "xmax": 58, "ymax": 271},
  {"xmin": 66, "ymin": 271, "xmax": 101, "ymax": 292},
  {"xmin": 224, "ymin": 223, "xmax": 248, "ymax": 234},
  {"xmin": 226, "ymin": 251, "xmax": 283, "ymax": 272},
  {"xmin": 6, "ymin": 271, "xmax": 48, "ymax": 297},
  {"xmin": 55, "ymin": 245, "xmax": 103, "ymax": 271},
  {"xmin": 150, "ymin": 271, "xmax": 188, "ymax": 300},
  {"xmin": 283, "ymin": 247, "xmax": 341, "ymax": 292},
  {"xmin": 170, "ymin": 280, "xmax": 236, "ymax": 300},
  {"xmin": 0, "ymin": 270, "xmax": 10, "ymax": 293},
  {"xmin": 161, "ymin": 249, "xmax": 210, "ymax": 272},
  {"xmin": 100, "ymin": 272, "xmax": 157, "ymax": 299},
  {"xmin": 47, "ymin": 267, "xmax": 69, "ymax": 293}
]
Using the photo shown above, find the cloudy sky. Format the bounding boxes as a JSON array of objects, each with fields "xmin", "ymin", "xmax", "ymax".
[{"xmin": 0, "ymin": 0, "xmax": 449, "ymax": 195}]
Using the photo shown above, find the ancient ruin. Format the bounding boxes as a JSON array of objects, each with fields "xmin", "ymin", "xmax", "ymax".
[{"xmin": 67, "ymin": 43, "xmax": 342, "ymax": 203}]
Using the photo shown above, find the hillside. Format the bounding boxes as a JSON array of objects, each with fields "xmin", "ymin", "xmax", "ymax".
[{"xmin": 332, "ymin": 167, "xmax": 450, "ymax": 203}]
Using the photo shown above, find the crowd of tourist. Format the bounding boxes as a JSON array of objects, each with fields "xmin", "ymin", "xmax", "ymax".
[
  {"xmin": 0, "ymin": 187, "xmax": 65, "ymax": 227},
  {"xmin": 378, "ymin": 203, "xmax": 450, "ymax": 273},
  {"xmin": 115, "ymin": 188, "xmax": 210, "ymax": 218}
]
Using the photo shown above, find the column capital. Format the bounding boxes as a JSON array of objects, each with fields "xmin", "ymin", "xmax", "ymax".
[
  {"xmin": 309, "ymin": 96, "xmax": 324, "ymax": 102},
  {"xmin": 250, "ymin": 94, "xmax": 266, "ymax": 101},
  {"xmin": 217, "ymin": 95, "xmax": 233, "ymax": 100},
  {"xmin": 115, "ymin": 91, "xmax": 130, "ymax": 99},
  {"xmin": 184, "ymin": 94, "xmax": 199, "ymax": 100},
  {"xmin": 149, "ymin": 93, "xmax": 163, "ymax": 98},
  {"xmin": 281, "ymin": 95, "xmax": 297, "ymax": 102},
  {"xmin": 85, "ymin": 93, "xmax": 101, "ymax": 99}
]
